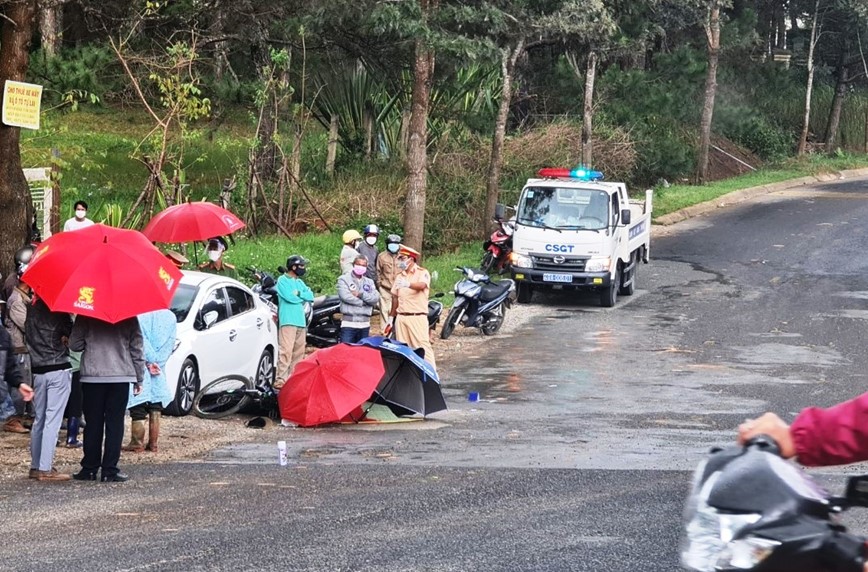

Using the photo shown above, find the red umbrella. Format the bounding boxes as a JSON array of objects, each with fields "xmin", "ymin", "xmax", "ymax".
[
  {"xmin": 21, "ymin": 224, "xmax": 182, "ymax": 323},
  {"xmin": 142, "ymin": 201, "xmax": 246, "ymax": 243},
  {"xmin": 278, "ymin": 344, "xmax": 386, "ymax": 427}
]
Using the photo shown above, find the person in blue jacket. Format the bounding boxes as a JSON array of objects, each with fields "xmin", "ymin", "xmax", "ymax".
[
  {"xmin": 274, "ymin": 255, "xmax": 314, "ymax": 390},
  {"xmin": 123, "ymin": 309, "xmax": 177, "ymax": 453}
]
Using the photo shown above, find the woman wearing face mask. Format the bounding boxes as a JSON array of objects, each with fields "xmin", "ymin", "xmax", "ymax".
[
  {"xmin": 337, "ymin": 256, "xmax": 379, "ymax": 344},
  {"xmin": 63, "ymin": 200, "xmax": 95, "ymax": 232},
  {"xmin": 198, "ymin": 237, "xmax": 237, "ymax": 280},
  {"xmin": 376, "ymin": 234, "xmax": 402, "ymax": 331}
]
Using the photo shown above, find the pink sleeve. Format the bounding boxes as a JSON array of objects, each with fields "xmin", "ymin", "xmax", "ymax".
[{"xmin": 791, "ymin": 393, "xmax": 868, "ymax": 466}]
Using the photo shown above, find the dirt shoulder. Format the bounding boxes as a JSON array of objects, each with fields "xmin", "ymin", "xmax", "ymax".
[{"xmin": 0, "ymin": 302, "xmax": 548, "ymax": 481}]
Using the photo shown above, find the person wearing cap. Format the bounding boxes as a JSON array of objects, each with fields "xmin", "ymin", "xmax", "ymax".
[
  {"xmin": 376, "ymin": 234, "xmax": 402, "ymax": 329},
  {"xmin": 340, "ymin": 229, "xmax": 362, "ymax": 275},
  {"xmin": 275, "ymin": 255, "xmax": 314, "ymax": 389},
  {"xmin": 357, "ymin": 224, "xmax": 380, "ymax": 283},
  {"xmin": 199, "ymin": 237, "xmax": 237, "ymax": 280},
  {"xmin": 165, "ymin": 250, "xmax": 188, "ymax": 269},
  {"xmin": 389, "ymin": 245, "xmax": 436, "ymax": 370}
]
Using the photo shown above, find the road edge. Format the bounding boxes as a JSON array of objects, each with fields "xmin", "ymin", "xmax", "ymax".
[{"xmin": 653, "ymin": 166, "xmax": 868, "ymax": 226}]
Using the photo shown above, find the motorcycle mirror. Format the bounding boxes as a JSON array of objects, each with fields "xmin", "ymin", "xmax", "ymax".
[
  {"xmin": 845, "ymin": 475, "xmax": 868, "ymax": 507},
  {"xmin": 494, "ymin": 203, "xmax": 506, "ymax": 221},
  {"xmin": 277, "ymin": 266, "xmax": 287, "ymax": 274},
  {"xmin": 433, "ymin": 292, "xmax": 445, "ymax": 298}
]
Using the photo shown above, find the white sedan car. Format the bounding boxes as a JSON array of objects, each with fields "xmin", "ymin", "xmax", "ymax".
[{"xmin": 163, "ymin": 271, "xmax": 277, "ymax": 416}]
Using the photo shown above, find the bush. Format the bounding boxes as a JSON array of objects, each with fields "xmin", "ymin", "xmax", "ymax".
[
  {"xmin": 27, "ymin": 46, "xmax": 120, "ymax": 105},
  {"xmin": 714, "ymin": 108, "xmax": 793, "ymax": 160}
]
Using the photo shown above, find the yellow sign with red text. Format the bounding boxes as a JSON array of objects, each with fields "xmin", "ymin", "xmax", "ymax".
[{"xmin": 2, "ymin": 80, "xmax": 43, "ymax": 130}]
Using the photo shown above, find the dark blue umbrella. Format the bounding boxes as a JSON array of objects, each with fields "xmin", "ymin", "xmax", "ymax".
[{"xmin": 354, "ymin": 336, "xmax": 446, "ymax": 417}]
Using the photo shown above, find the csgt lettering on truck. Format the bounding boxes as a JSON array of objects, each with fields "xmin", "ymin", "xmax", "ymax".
[{"xmin": 545, "ymin": 244, "xmax": 575, "ymax": 253}]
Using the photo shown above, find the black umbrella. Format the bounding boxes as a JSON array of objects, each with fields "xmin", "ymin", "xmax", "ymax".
[{"xmin": 354, "ymin": 336, "xmax": 446, "ymax": 417}]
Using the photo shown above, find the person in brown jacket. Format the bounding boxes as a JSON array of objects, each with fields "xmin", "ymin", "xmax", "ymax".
[
  {"xmin": 376, "ymin": 234, "xmax": 402, "ymax": 331},
  {"xmin": 3, "ymin": 275, "xmax": 31, "ymax": 434}
]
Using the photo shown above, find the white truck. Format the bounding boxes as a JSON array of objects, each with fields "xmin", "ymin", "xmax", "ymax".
[{"xmin": 503, "ymin": 168, "xmax": 652, "ymax": 307}]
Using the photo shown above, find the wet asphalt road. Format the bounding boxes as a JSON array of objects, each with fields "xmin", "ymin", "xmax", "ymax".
[{"xmin": 7, "ymin": 177, "xmax": 868, "ymax": 571}]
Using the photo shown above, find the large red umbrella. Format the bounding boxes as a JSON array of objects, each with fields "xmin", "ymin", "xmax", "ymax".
[
  {"xmin": 142, "ymin": 201, "xmax": 246, "ymax": 243},
  {"xmin": 278, "ymin": 344, "xmax": 386, "ymax": 427},
  {"xmin": 21, "ymin": 224, "xmax": 182, "ymax": 323}
]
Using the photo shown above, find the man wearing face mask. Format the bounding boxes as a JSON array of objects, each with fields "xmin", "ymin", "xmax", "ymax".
[
  {"xmin": 340, "ymin": 230, "xmax": 362, "ymax": 275},
  {"xmin": 356, "ymin": 224, "xmax": 380, "ymax": 283},
  {"xmin": 337, "ymin": 256, "xmax": 379, "ymax": 344},
  {"xmin": 274, "ymin": 255, "xmax": 314, "ymax": 390},
  {"xmin": 198, "ymin": 237, "xmax": 238, "ymax": 280},
  {"xmin": 63, "ymin": 200, "xmax": 95, "ymax": 232},
  {"xmin": 376, "ymin": 234, "xmax": 402, "ymax": 329},
  {"xmin": 389, "ymin": 245, "xmax": 436, "ymax": 370}
]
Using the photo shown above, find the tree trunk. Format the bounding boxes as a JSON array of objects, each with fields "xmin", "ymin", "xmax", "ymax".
[
  {"xmin": 797, "ymin": 0, "xmax": 820, "ymax": 156},
  {"xmin": 581, "ymin": 51, "xmax": 598, "ymax": 168},
  {"xmin": 326, "ymin": 114, "xmax": 338, "ymax": 175},
  {"xmin": 39, "ymin": 1, "xmax": 61, "ymax": 56},
  {"xmin": 824, "ymin": 53, "xmax": 849, "ymax": 153},
  {"xmin": 482, "ymin": 39, "xmax": 524, "ymax": 239},
  {"xmin": 695, "ymin": 0, "xmax": 721, "ymax": 184},
  {"xmin": 402, "ymin": 0, "xmax": 437, "ymax": 253},
  {"xmin": 0, "ymin": 0, "xmax": 37, "ymax": 278}
]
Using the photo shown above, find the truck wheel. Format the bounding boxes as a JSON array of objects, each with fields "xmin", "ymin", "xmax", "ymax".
[
  {"xmin": 516, "ymin": 282, "xmax": 533, "ymax": 304},
  {"xmin": 619, "ymin": 257, "xmax": 636, "ymax": 296},
  {"xmin": 600, "ymin": 267, "xmax": 620, "ymax": 308}
]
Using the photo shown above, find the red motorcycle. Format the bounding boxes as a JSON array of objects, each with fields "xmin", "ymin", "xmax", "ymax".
[{"xmin": 481, "ymin": 216, "xmax": 514, "ymax": 275}]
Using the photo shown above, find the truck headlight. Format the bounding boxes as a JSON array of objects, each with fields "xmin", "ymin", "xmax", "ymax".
[
  {"xmin": 585, "ymin": 257, "xmax": 611, "ymax": 273},
  {"xmin": 511, "ymin": 253, "xmax": 533, "ymax": 269}
]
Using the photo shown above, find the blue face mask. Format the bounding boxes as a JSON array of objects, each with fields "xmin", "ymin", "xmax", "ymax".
[{"xmin": 387, "ymin": 243, "xmax": 400, "ymax": 254}]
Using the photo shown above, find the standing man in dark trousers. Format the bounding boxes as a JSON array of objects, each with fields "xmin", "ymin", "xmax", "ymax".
[
  {"xmin": 69, "ymin": 315, "xmax": 144, "ymax": 482},
  {"xmin": 25, "ymin": 296, "xmax": 74, "ymax": 481}
]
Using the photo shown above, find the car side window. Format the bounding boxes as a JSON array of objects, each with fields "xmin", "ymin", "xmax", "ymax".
[
  {"xmin": 226, "ymin": 286, "xmax": 255, "ymax": 317},
  {"xmin": 199, "ymin": 287, "xmax": 229, "ymax": 328}
]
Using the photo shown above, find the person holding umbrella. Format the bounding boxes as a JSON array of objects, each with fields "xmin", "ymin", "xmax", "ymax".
[
  {"xmin": 274, "ymin": 255, "xmax": 314, "ymax": 390},
  {"xmin": 69, "ymin": 315, "xmax": 145, "ymax": 482},
  {"xmin": 199, "ymin": 237, "xmax": 237, "ymax": 279}
]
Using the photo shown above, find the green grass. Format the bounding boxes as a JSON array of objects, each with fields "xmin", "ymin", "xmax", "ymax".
[
  {"xmin": 651, "ymin": 153, "xmax": 868, "ymax": 219},
  {"xmin": 212, "ymin": 233, "xmax": 480, "ymax": 302}
]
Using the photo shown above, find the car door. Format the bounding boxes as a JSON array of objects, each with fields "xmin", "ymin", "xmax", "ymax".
[
  {"xmin": 225, "ymin": 285, "xmax": 262, "ymax": 377},
  {"xmin": 193, "ymin": 286, "xmax": 237, "ymax": 384}
]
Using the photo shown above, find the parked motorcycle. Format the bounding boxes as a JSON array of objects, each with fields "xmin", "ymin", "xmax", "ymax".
[
  {"xmin": 481, "ymin": 215, "xmax": 514, "ymax": 275},
  {"xmin": 440, "ymin": 267, "xmax": 514, "ymax": 340},
  {"xmin": 682, "ymin": 434, "xmax": 868, "ymax": 572}
]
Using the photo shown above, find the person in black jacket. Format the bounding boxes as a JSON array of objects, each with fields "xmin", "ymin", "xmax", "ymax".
[{"xmin": 0, "ymin": 325, "xmax": 32, "ymax": 415}]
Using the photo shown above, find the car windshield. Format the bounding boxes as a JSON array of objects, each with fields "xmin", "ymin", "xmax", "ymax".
[
  {"xmin": 516, "ymin": 186, "xmax": 609, "ymax": 230},
  {"xmin": 169, "ymin": 284, "xmax": 198, "ymax": 322}
]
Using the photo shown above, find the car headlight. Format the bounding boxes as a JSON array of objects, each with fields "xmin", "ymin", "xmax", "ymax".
[
  {"xmin": 681, "ymin": 471, "xmax": 772, "ymax": 571},
  {"xmin": 511, "ymin": 253, "xmax": 532, "ymax": 268},
  {"xmin": 585, "ymin": 257, "xmax": 611, "ymax": 273}
]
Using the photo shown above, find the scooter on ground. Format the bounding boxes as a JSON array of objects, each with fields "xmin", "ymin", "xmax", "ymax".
[
  {"xmin": 440, "ymin": 267, "xmax": 514, "ymax": 340},
  {"xmin": 481, "ymin": 214, "xmax": 515, "ymax": 275},
  {"xmin": 682, "ymin": 434, "xmax": 868, "ymax": 572}
]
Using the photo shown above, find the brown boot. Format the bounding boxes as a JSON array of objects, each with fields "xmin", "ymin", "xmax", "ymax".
[
  {"xmin": 35, "ymin": 469, "xmax": 71, "ymax": 482},
  {"xmin": 122, "ymin": 419, "xmax": 146, "ymax": 453},
  {"xmin": 4, "ymin": 417, "xmax": 29, "ymax": 434},
  {"xmin": 145, "ymin": 411, "xmax": 161, "ymax": 453}
]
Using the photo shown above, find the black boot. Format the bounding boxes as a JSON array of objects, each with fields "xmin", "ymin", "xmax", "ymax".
[{"xmin": 65, "ymin": 417, "xmax": 82, "ymax": 448}]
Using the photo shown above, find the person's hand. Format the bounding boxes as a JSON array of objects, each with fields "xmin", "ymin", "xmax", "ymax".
[
  {"xmin": 383, "ymin": 317, "xmax": 394, "ymax": 337},
  {"xmin": 17, "ymin": 383, "xmax": 34, "ymax": 402},
  {"xmin": 737, "ymin": 412, "xmax": 796, "ymax": 458},
  {"xmin": 133, "ymin": 383, "xmax": 143, "ymax": 396},
  {"xmin": 147, "ymin": 363, "xmax": 161, "ymax": 375},
  {"xmin": 61, "ymin": 336, "xmax": 69, "ymax": 347}
]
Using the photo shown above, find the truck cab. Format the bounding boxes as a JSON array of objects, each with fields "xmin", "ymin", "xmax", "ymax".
[{"xmin": 506, "ymin": 168, "xmax": 652, "ymax": 307}]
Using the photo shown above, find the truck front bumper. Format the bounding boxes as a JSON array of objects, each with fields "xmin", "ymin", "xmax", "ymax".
[{"xmin": 511, "ymin": 269, "xmax": 612, "ymax": 289}]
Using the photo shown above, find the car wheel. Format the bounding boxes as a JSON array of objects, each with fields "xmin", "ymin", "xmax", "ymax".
[
  {"xmin": 164, "ymin": 357, "xmax": 199, "ymax": 416},
  {"xmin": 256, "ymin": 348, "xmax": 275, "ymax": 388}
]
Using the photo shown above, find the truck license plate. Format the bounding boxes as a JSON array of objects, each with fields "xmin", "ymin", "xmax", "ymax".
[{"xmin": 543, "ymin": 273, "xmax": 572, "ymax": 283}]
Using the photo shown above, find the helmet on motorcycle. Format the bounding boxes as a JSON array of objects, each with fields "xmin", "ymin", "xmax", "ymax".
[
  {"xmin": 342, "ymin": 229, "xmax": 362, "ymax": 245},
  {"xmin": 385, "ymin": 234, "xmax": 402, "ymax": 245},
  {"xmin": 15, "ymin": 245, "xmax": 34, "ymax": 275},
  {"xmin": 286, "ymin": 254, "xmax": 308, "ymax": 269},
  {"xmin": 363, "ymin": 224, "xmax": 379, "ymax": 236}
]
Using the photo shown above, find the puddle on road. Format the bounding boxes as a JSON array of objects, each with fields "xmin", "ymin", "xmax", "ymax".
[{"xmin": 731, "ymin": 342, "xmax": 844, "ymax": 367}]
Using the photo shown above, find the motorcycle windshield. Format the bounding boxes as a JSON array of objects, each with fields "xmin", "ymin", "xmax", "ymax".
[{"xmin": 517, "ymin": 186, "xmax": 609, "ymax": 230}]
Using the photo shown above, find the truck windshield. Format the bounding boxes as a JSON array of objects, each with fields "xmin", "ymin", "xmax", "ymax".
[{"xmin": 516, "ymin": 186, "xmax": 609, "ymax": 230}]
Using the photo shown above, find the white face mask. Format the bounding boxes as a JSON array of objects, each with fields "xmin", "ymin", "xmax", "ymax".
[
  {"xmin": 365, "ymin": 236, "xmax": 377, "ymax": 246},
  {"xmin": 75, "ymin": 209, "xmax": 86, "ymax": 220},
  {"xmin": 387, "ymin": 243, "xmax": 400, "ymax": 254},
  {"xmin": 207, "ymin": 251, "xmax": 221, "ymax": 262}
]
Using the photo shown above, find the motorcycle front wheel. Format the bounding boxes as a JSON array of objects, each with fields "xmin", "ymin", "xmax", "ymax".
[
  {"xmin": 480, "ymin": 251, "xmax": 496, "ymax": 274},
  {"xmin": 481, "ymin": 302, "xmax": 506, "ymax": 336},
  {"xmin": 440, "ymin": 304, "xmax": 465, "ymax": 340},
  {"xmin": 193, "ymin": 375, "xmax": 254, "ymax": 419}
]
